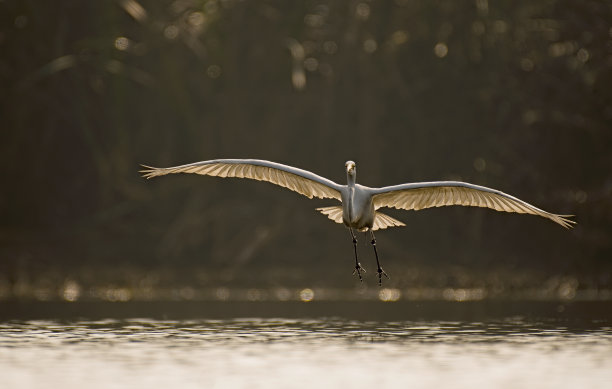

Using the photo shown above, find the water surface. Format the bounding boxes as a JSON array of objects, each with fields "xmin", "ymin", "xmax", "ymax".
[{"xmin": 1, "ymin": 316, "xmax": 611, "ymax": 388}]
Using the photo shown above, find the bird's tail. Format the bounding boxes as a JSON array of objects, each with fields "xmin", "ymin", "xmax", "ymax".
[
  {"xmin": 316, "ymin": 206, "xmax": 405, "ymax": 231},
  {"xmin": 372, "ymin": 211, "xmax": 405, "ymax": 230},
  {"xmin": 316, "ymin": 206, "xmax": 344, "ymax": 224}
]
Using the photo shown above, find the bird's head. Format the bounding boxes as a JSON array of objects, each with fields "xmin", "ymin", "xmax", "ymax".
[{"xmin": 345, "ymin": 160, "xmax": 356, "ymax": 177}]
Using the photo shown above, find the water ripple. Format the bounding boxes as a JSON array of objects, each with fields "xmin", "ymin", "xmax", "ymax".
[{"xmin": 1, "ymin": 319, "xmax": 611, "ymax": 389}]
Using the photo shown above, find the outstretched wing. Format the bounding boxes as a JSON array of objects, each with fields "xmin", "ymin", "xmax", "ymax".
[
  {"xmin": 140, "ymin": 159, "xmax": 342, "ymax": 200},
  {"xmin": 371, "ymin": 181, "xmax": 575, "ymax": 228}
]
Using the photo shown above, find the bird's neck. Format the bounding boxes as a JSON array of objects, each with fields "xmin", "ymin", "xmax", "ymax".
[{"xmin": 347, "ymin": 174, "xmax": 356, "ymax": 187}]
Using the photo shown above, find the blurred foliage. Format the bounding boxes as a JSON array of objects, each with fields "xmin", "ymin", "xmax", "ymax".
[{"xmin": 0, "ymin": 0, "xmax": 611, "ymax": 288}]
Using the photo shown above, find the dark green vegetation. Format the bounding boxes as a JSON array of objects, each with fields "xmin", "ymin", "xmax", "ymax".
[{"xmin": 1, "ymin": 0, "xmax": 610, "ymax": 297}]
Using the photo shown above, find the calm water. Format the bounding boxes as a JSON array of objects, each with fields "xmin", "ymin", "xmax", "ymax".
[{"xmin": 1, "ymin": 315, "xmax": 611, "ymax": 388}]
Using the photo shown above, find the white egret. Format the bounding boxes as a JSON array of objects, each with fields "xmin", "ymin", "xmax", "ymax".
[{"xmin": 141, "ymin": 159, "xmax": 575, "ymax": 285}]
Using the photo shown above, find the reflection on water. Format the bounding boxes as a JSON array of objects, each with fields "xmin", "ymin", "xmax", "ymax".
[{"xmin": 1, "ymin": 318, "xmax": 611, "ymax": 389}]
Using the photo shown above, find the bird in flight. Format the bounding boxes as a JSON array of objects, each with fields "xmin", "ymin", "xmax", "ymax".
[{"xmin": 141, "ymin": 159, "xmax": 574, "ymax": 285}]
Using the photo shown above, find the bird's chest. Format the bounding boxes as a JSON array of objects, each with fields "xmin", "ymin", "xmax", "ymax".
[{"xmin": 342, "ymin": 187, "xmax": 374, "ymax": 229}]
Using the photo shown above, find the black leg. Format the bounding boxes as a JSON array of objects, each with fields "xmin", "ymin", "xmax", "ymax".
[
  {"xmin": 349, "ymin": 228, "xmax": 365, "ymax": 281},
  {"xmin": 370, "ymin": 229, "xmax": 389, "ymax": 286}
]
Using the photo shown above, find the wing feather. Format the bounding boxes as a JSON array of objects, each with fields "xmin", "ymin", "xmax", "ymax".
[
  {"xmin": 372, "ymin": 211, "xmax": 406, "ymax": 230},
  {"xmin": 140, "ymin": 159, "xmax": 342, "ymax": 200},
  {"xmin": 475, "ymin": 190, "xmax": 487, "ymax": 208},
  {"xmin": 430, "ymin": 188, "xmax": 441, "ymax": 208},
  {"xmin": 413, "ymin": 191, "xmax": 425, "ymax": 210},
  {"xmin": 316, "ymin": 206, "xmax": 344, "ymax": 224},
  {"xmin": 460, "ymin": 187, "xmax": 469, "ymax": 206},
  {"xmin": 371, "ymin": 181, "xmax": 575, "ymax": 228}
]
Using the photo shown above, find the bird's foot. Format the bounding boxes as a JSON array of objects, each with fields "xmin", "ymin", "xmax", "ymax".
[
  {"xmin": 352, "ymin": 263, "xmax": 366, "ymax": 282},
  {"xmin": 377, "ymin": 267, "xmax": 389, "ymax": 286}
]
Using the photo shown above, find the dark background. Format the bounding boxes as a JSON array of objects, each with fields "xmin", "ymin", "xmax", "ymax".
[{"xmin": 1, "ymin": 0, "xmax": 611, "ymax": 297}]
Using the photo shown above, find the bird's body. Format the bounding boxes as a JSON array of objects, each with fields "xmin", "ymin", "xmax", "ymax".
[
  {"xmin": 343, "ymin": 184, "xmax": 376, "ymax": 231},
  {"xmin": 141, "ymin": 158, "xmax": 574, "ymax": 284}
]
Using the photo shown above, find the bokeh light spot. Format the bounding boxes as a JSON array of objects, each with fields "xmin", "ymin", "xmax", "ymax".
[
  {"xmin": 442, "ymin": 288, "xmax": 486, "ymax": 301},
  {"xmin": 355, "ymin": 3, "xmax": 370, "ymax": 20},
  {"xmin": 522, "ymin": 109, "xmax": 540, "ymax": 125},
  {"xmin": 188, "ymin": 11, "xmax": 205, "ymax": 27},
  {"xmin": 574, "ymin": 190, "xmax": 587, "ymax": 204},
  {"xmin": 363, "ymin": 39, "xmax": 377, "ymax": 53},
  {"xmin": 576, "ymin": 48, "xmax": 589, "ymax": 63},
  {"xmin": 104, "ymin": 287, "xmax": 132, "ymax": 302},
  {"xmin": 275, "ymin": 288, "xmax": 291, "ymax": 301},
  {"xmin": 304, "ymin": 14, "xmax": 324, "ymax": 27},
  {"xmin": 179, "ymin": 287, "xmax": 195, "ymax": 300},
  {"xmin": 291, "ymin": 69, "xmax": 306, "ymax": 90},
  {"xmin": 548, "ymin": 41, "xmax": 577, "ymax": 57},
  {"xmin": 434, "ymin": 42, "xmax": 448, "ymax": 58},
  {"xmin": 493, "ymin": 20, "xmax": 508, "ymax": 34},
  {"xmin": 304, "ymin": 57, "xmax": 318, "ymax": 72},
  {"xmin": 558, "ymin": 279, "xmax": 578, "ymax": 300},
  {"xmin": 164, "ymin": 25, "xmax": 179, "ymax": 40},
  {"xmin": 323, "ymin": 41, "xmax": 338, "ymax": 54},
  {"xmin": 207, "ymin": 64, "xmax": 221, "ymax": 78},
  {"xmin": 247, "ymin": 288, "xmax": 263, "ymax": 301},
  {"xmin": 62, "ymin": 280, "xmax": 80, "ymax": 302},
  {"xmin": 378, "ymin": 288, "xmax": 401, "ymax": 302},
  {"xmin": 473, "ymin": 157, "xmax": 486, "ymax": 172},
  {"xmin": 114, "ymin": 36, "xmax": 130, "ymax": 51},
  {"xmin": 215, "ymin": 287, "xmax": 230, "ymax": 301},
  {"xmin": 299, "ymin": 288, "xmax": 314, "ymax": 302},
  {"xmin": 475, "ymin": 0, "xmax": 489, "ymax": 15},
  {"xmin": 391, "ymin": 30, "xmax": 408, "ymax": 45},
  {"xmin": 119, "ymin": 0, "xmax": 148, "ymax": 22}
]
